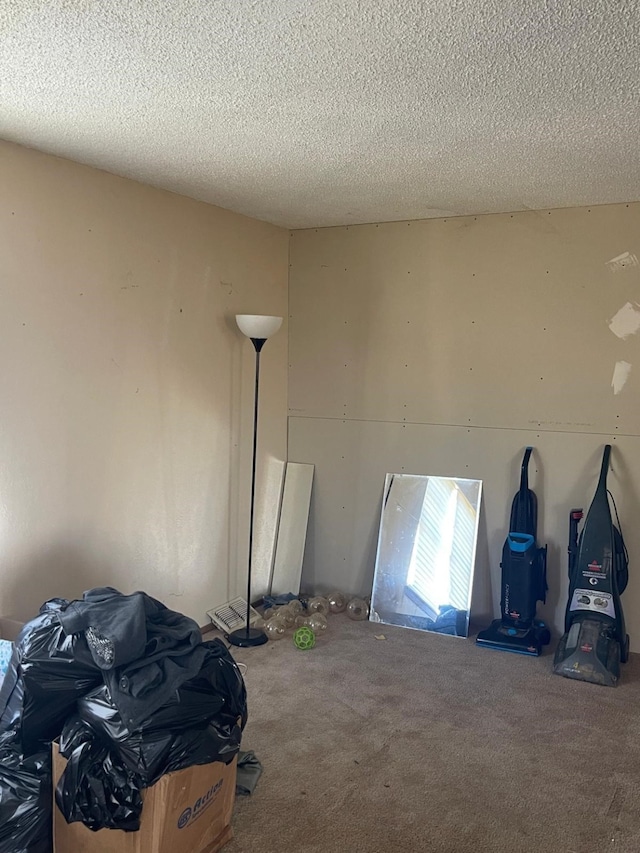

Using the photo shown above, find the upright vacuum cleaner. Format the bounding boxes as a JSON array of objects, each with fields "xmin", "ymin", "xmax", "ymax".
[
  {"xmin": 553, "ymin": 445, "xmax": 629, "ymax": 686},
  {"xmin": 476, "ymin": 447, "xmax": 550, "ymax": 655}
]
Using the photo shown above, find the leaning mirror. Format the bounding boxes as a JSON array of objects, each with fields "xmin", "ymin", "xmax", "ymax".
[{"xmin": 370, "ymin": 473, "xmax": 482, "ymax": 638}]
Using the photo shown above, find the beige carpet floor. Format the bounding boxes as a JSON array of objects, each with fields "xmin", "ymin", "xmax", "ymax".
[{"xmin": 223, "ymin": 615, "xmax": 640, "ymax": 853}]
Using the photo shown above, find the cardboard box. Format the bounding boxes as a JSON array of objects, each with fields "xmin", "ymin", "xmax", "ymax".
[{"xmin": 53, "ymin": 744, "xmax": 237, "ymax": 853}]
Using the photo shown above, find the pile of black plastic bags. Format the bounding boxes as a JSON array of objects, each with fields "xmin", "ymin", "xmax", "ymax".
[{"xmin": 0, "ymin": 588, "xmax": 246, "ymax": 853}]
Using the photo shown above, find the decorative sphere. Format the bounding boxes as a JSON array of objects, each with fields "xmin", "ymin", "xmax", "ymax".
[
  {"xmin": 264, "ymin": 617, "xmax": 286, "ymax": 640},
  {"xmin": 275, "ymin": 605, "xmax": 296, "ymax": 629},
  {"xmin": 287, "ymin": 599, "xmax": 304, "ymax": 615},
  {"xmin": 307, "ymin": 613, "xmax": 328, "ymax": 634},
  {"xmin": 346, "ymin": 597, "xmax": 369, "ymax": 621},
  {"xmin": 293, "ymin": 626, "xmax": 316, "ymax": 650},
  {"xmin": 327, "ymin": 592, "xmax": 347, "ymax": 613},
  {"xmin": 307, "ymin": 596, "xmax": 331, "ymax": 617}
]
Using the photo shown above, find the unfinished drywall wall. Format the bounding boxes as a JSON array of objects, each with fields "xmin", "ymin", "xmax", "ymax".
[
  {"xmin": 0, "ymin": 141, "xmax": 288, "ymax": 625},
  {"xmin": 289, "ymin": 204, "xmax": 640, "ymax": 650}
]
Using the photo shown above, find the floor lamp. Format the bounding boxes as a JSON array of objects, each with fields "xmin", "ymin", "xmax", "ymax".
[{"xmin": 228, "ymin": 313, "xmax": 283, "ymax": 648}]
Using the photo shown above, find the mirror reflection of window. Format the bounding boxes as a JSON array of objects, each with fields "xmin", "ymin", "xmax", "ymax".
[{"xmin": 371, "ymin": 474, "xmax": 482, "ymax": 638}]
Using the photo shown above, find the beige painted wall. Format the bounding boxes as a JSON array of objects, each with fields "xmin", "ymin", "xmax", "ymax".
[
  {"xmin": 289, "ymin": 205, "xmax": 640, "ymax": 650},
  {"xmin": 0, "ymin": 141, "xmax": 288, "ymax": 625}
]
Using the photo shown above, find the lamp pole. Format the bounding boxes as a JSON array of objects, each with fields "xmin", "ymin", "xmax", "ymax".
[{"xmin": 228, "ymin": 315, "xmax": 282, "ymax": 647}]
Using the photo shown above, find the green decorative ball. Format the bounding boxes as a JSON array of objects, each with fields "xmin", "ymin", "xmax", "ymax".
[{"xmin": 293, "ymin": 626, "xmax": 316, "ymax": 650}]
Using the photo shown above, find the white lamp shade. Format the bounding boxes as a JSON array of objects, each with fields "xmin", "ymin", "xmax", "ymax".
[{"xmin": 236, "ymin": 314, "xmax": 283, "ymax": 339}]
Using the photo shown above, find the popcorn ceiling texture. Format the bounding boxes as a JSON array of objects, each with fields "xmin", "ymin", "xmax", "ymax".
[{"xmin": 1, "ymin": 0, "xmax": 639, "ymax": 228}]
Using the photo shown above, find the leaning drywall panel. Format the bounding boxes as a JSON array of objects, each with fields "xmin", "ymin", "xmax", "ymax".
[
  {"xmin": 269, "ymin": 462, "xmax": 314, "ymax": 597},
  {"xmin": 289, "ymin": 416, "xmax": 640, "ymax": 653}
]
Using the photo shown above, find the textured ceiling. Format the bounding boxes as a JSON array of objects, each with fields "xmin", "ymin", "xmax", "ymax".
[{"xmin": 1, "ymin": 0, "xmax": 640, "ymax": 229}]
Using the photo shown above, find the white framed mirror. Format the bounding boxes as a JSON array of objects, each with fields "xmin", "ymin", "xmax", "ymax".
[{"xmin": 370, "ymin": 473, "xmax": 482, "ymax": 638}]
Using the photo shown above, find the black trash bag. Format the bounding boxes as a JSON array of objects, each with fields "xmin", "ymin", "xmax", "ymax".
[
  {"xmin": 195, "ymin": 639, "xmax": 248, "ymax": 729},
  {"xmin": 109, "ymin": 716, "xmax": 241, "ymax": 786},
  {"xmin": 55, "ymin": 717, "xmax": 143, "ymax": 832},
  {"xmin": 69, "ymin": 696, "xmax": 242, "ymax": 786},
  {"xmin": 0, "ymin": 735, "xmax": 52, "ymax": 853},
  {"xmin": 158, "ymin": 717, "xmax": 241, "ymax": 778},
  {"xmin": 0, "ymin": 599, "xmax": 101, "ymax": 756},
  {"xmin": 58, "ymin": 587, "xmax": 208, "ymax": 730},
  {"xmin": 78, "ymin": 638, "xmax": 247, "ymax": 733}
]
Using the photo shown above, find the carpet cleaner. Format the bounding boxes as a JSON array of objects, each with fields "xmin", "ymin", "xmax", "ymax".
[
  {"xmin": 476, "ymin": 447, "xmax": 550, "ymax": 655},
  {"xmin": 553, "ymin": 445, "xmax": 629, "ymax": 687}
]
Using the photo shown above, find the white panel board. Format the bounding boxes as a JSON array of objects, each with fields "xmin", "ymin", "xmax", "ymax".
[{"xmin": 269, "ymin": 462, "xmax": 314, "ymax": 596}]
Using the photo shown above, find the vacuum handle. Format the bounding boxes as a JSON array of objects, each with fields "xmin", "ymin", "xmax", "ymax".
[
  {"xmin": 595, "ymin": 445, "xmax": 612, "ymax": 496},
  {"xmin": 520, "ymin": 446, "xmax": 533, "ymax": 493},
  {"xmin": 568, "ymin": 509, "xmax": 583, "ymax": 578}
]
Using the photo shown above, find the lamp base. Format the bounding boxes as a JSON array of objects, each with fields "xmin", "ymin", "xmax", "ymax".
[{"xmin": 227, "ymin": 626, "xmax": 269, "ymax": 647}]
